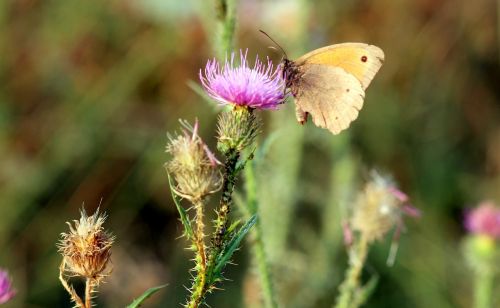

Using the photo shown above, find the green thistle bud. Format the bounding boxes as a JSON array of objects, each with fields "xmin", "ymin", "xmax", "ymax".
[{"xmin": 216, "ymin": 106, "xmax": 260, "ymax": 155}]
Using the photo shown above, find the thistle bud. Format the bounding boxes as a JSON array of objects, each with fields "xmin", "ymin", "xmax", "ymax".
[
  {"xmin": 166, "ymin": 119, "xmax": 222, "ymax": 201},
  {"xmin": 217, "ymin": 106, "xmax": 260, "ymax": 155},
  {"xmin": 463, "ymin": 201, "xmax": 500, "ymax": 273},
  {"xmin": 350, "ymin": 171, "xmax": 418, "ymax": 243},
  {"xmin": 58, "ymin": 208, "xmax": 114, "ymax": 283},
  {"xmin": 0, "ymin": 269, "xmax": 15, "ymax": 304}
]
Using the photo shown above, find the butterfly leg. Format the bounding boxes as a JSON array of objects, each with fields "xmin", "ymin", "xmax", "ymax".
[{"xmin": 295, "ymin": 105, "xmax": 308, "ymax": 125}]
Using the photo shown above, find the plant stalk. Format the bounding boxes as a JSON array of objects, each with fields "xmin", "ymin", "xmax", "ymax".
[
  {"xmin": 474, "ymin": 269, "xmax": 493, "ymax": 308},
  {"xmin": 253, "ymin": 219, "xmax": 277, "ymax": 308},
  {"xmin": 188, "ymin": 199, "xmax": 208, "ymax": 308},
  {"xmin": 59, "ymin": 260, "xmax": 85, "ymax": 308},
  {"xmin": 187, "ymin": 150, "xmax": 240, "ymax": 307},
  {"xmin": 335, "ymin": 234, "xmax": 369, "ymax": 308},
  {"xmin": 214, "ymin": 0, "xmax": 236, "ymax": 59},
  {"xmin": 85, "ymin": 278, "xmax": 93, "ymax": 308},
  {"xmin": 245, "ymin": 161, "xmax": 277, "ymax": 308}
]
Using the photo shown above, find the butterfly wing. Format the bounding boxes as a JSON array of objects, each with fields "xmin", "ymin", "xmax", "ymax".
[
  {"xmin": 293, "ymin": 63, "xmax": 365, "ymax": 135},
  {"xmin": 295, "ymin": 43, "xmax": 384, "ymax": 90}
]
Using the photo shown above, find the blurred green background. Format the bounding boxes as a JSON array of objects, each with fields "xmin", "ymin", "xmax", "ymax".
[{"xmin": 1, "ymin": 0, "xmax": 499, "ymax": 307}]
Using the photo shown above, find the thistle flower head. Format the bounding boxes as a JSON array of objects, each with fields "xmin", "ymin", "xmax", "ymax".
[
  {"xmin": 166, "ymin": 119, "xmax": 222, "ymax": 201},
  {"xmin": 58, "ymin": 208, "xmax": 114, "ymax": 284},
  {"xmin": 465, "ymin": 201, "xmax": 500, "ymax": 239},
  {"xmin": 200, "ymin": 49, "xmax": 286, "ymax": 110},
  {"xmin": 0, "ymin": 269, "xmax": 15, "ymax": 304},
  {"xmin": 350, "ymin": 171, "xmax": 419, "ymax": 243}
]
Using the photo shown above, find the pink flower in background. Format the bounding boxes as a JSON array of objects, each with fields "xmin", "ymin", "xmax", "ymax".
[
  {"xmin": 0, "ymin": 269, "xmax": 15, "ymax": 304},
  {"xmin": 200, "ymin": 50, "xmax": 286, "ymax": 110},
  {"xmin": 465, "ymin": 201, "xmax": 500, "ymax": 239}
]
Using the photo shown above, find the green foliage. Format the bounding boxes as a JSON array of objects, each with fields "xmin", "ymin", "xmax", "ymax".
[
  {"xmin": 213, "ymin": 214, "xmax": 257, "ymax": 278},
  {"xmin": 167, "ymin": 172, "xmax": 194, "ymax": 240},
  {"xmin": 126, "ymin": 284, "xmax": 168, "ymax": 308}
]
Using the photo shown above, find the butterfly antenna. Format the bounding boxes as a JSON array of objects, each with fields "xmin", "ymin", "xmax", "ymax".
[{"xmin": 259, "ymin": 30, "xmax": 288, "ymax": 59}]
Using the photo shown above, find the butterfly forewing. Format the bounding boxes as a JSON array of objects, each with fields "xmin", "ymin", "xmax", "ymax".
[{"xmin": 295, "ymin": 43, "xmax": 384, "ymax": 90}]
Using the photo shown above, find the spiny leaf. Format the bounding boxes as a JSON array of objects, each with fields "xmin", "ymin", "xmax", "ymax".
[
  {"xmin": 235, "ymin": 147, "xmax": 256, "ymax": 174},
  {"xmin": 167, "ymin": 172, "xmax": 194, "ymax": 240},
  {"xmin": 126, "ymin": 284, "xmax": 168, "ymax": 308},
  {"xmin": 226, "ymin": 219, "xmax": 241, "ymax": 234},
  {"xmin": 213, "ymin": 214, "xmax": 257, "ymax": 277}
]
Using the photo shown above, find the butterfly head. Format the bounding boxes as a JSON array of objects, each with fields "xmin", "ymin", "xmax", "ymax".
[{"xmin": 282, "ymin": 58, "xmax": 300, "ymax": 95}]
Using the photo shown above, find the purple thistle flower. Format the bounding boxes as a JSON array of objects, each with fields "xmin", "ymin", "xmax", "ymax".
[
  {"xmin": 200, "ymin": 49, "xmax": 286, "ymax": 110},
  {"xmin": 0, "ymin": 269, "xmax": 15, "ymax": 304},
  {"xmin": 464, "ymin": 201, "xmax": 500, "ymax": 239}
]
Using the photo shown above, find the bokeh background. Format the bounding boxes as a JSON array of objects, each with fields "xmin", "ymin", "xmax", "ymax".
[{"xmin": 1, "ymin": 0, "xmax": 499, "ymax": 307}]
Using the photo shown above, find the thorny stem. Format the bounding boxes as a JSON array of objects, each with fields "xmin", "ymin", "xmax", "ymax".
[
  {"xmin": 188, "ymin": 199, "xmax": 208, "ymax": 308},
  {"xmin": 85, "ymin": 278, "xmax": 94, "ymax": 308},
  {"xmin": 59, "ymin": 260, "xmax": 85, "ymax": 308},
  {"xmin": 187, "ymin": 150, "xmax": 240, "ymax": 308},
  {"xmin": 214, "ymin": 149, "xmax": 240, "ymax": 247},
  {"xmin": 474, "ymin": 269, "xmax": 494, "ymax": 308},
  {"xmin": 335, "ymin": 234, "xmax": 369, "ymax": 308}
]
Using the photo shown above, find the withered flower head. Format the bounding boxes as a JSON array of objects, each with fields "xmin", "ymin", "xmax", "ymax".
[
  {"xmin": 58, "ymin": 208, "xmax": 114, "ymax": 283},
  {"xmin": 166, "ymin": 119, "xmax": 222, "ymax": 201},
  {"xmin": 350, "ymin": 171, "xmax": 419, "ymax": 243}
]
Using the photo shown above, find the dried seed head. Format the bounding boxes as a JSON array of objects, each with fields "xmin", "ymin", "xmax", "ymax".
[
  {"xmin": 58, "ymin": 208, "xmax": 114, "ymax": 284},
  {"xmin": 217, "ymin": 106, "xmax": 260, "ymax": 154},
  {"xmin": 166, "ymin": 119, "xmax": 222, "ymax": 201},
  {"xmin": 351, "ymin": 171, "xmax": 418, "ymax": 243}
]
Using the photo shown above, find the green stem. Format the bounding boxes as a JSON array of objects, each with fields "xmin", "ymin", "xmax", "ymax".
[
  {"xmin": 335, "ymin": 235, "xmax": 369, "ymax": 308},
  {"xmin": 214, "ymin": 0, "xmax": 236, "ymax": 59},
  {"xmin": 187, "ymin": 150, "xmax": 240, "ymax": 307},
  {"xmin": 474, "ymin": 270, "xmax": 494, "ymax": 308},
  {"xmin": 253, "ymin": 219, "xmax": 277, "ymax": 308},
  {"xmin": 245, "ymin": 162, "xmax": 277, "ymax": 308}
]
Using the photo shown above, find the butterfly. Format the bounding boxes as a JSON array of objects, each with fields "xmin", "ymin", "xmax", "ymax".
[{"xmin": 261, "ymin": 31, "xmax": 385, "ymax": 135}]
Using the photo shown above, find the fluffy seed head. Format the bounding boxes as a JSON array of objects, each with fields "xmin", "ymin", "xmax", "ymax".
[
  {"xmin": 200, "ymin": 49, "xmax": 286, "ymax": 110},
  {"xmin": 351, "ymin": 171, "xmax": 419, "ymax": 243},
  {"xmin": 0, "ymin": 269, "xmax": 15, "ymax": 304},
  {"xmin": 166, "ymin": 119, "xmax": 222, "ymax": 201},
  {"xmin": 58, "ymin": 208, "xmax": 114, "ymax": 283}
]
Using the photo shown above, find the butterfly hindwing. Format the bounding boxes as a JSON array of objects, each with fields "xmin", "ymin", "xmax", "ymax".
[
  {"xmin": 286, "ymin": 42, "xmax": 384, "ymax": 134},
  {"xmin": 293, "ymin": 64, "xmax": 365, "ymax": 135}
]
